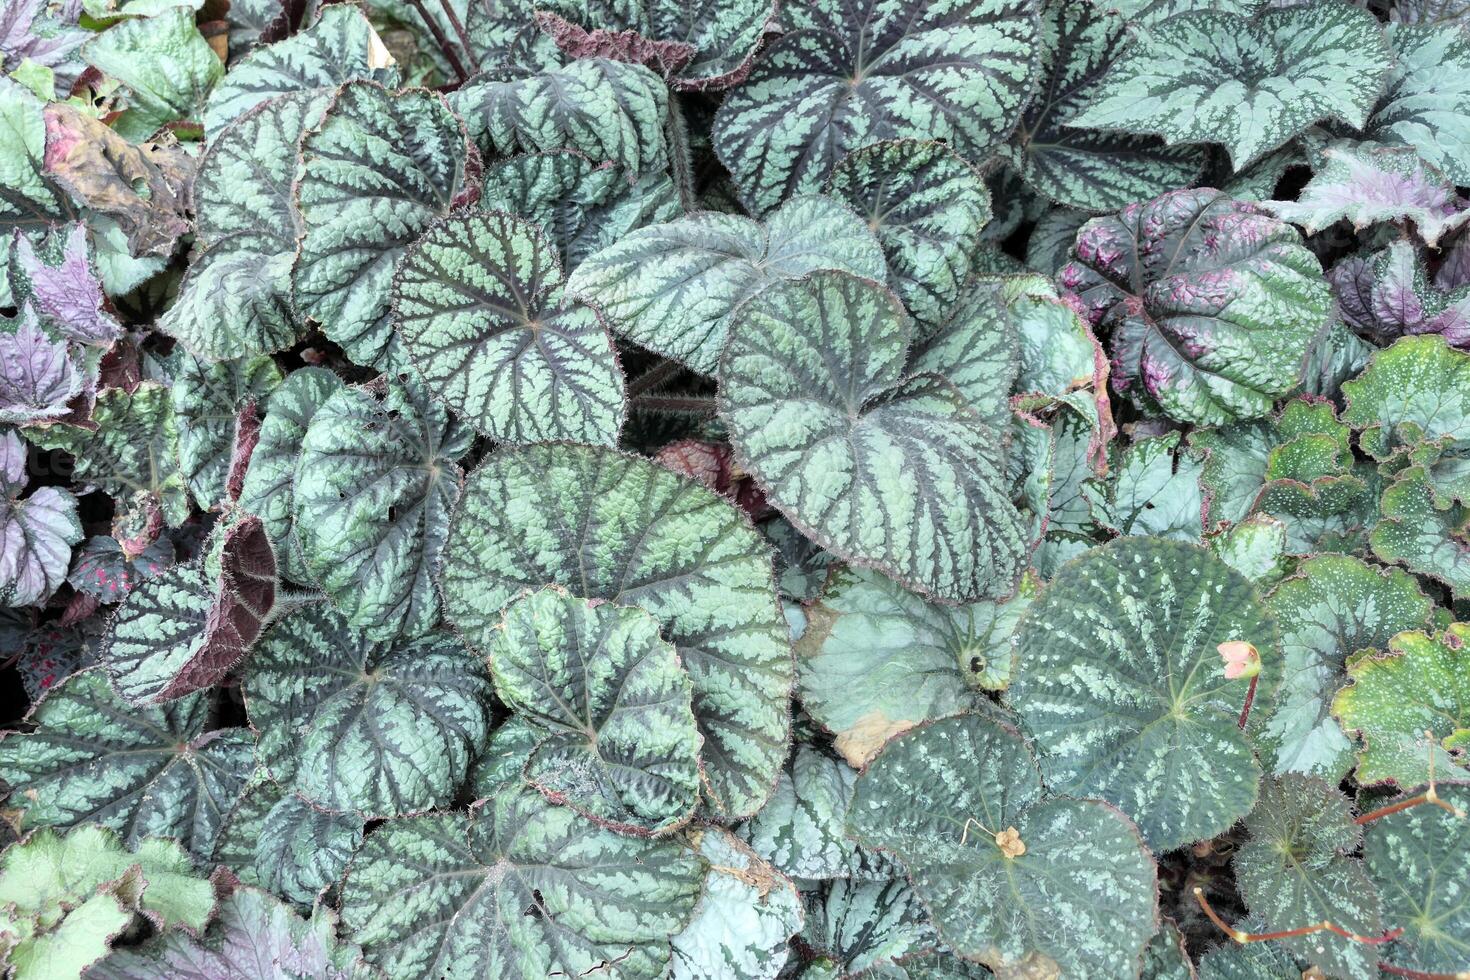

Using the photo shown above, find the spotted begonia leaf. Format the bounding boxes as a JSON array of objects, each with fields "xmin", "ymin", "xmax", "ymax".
[
  {"xmin": 293, "ymin": 81, "xmax": 474, "ymax": 367},
  {"xmin": 1140, "ymin": 920, "xmax": 1193, "ymax": 980},
  {"xmin": 7, "ymin": 225, "xmax": 123, "ymax": 347},
  {"xmin": 564, "ymin": 194, "xmax": 885, "ymax": 374},
  {"xmin": 337, "ymin": 786, "xmax": 704, "ymax": 979},
  {"xmin": 1343, "ymin": 335, "xmax": 1470, "ymax": 459},
  {"xmin": 88, "ymin": 887, "xmax": 371, "ymax": 979},
  {"xmin": 1262, "ymin": 555, "xmax": 1432, "ymax": 783},
  {"xmin": 440, "ymin": 443, "xmax": 793, "ymax": 821},
  {"xmin": 1198, "ymin": 938, "xmax": 1300, "ymax": 980},
  {"xmin": 0, "ymin": 439, "xmax": 81, "ymax": 606},
  {"xmin": 489, "ymin": 587, "xmax": 701, "ymax": 835},
  {"xmin": 670, "ymin": 829, "xmax": 801, "ymax": 980},
  {"xmin": 1371, "ymin": 465, "xmax": 1470, "ymax": 599},
  {"xmin": 0, "ymin": 669, "xmax": 252, "ymax": 859},
  {"xmin": 736, "ymin": 744, "xmax": 867, "ymax": 881},
  {"xmin": 1006, "ymin": 0, "xmax": 1206, "ymax": 213},
  {"xmin": 81, "ymin": 6, "xmax": 223, "ymax": 140},
  {"xmin": 393, "ymin": 210, "xmax": 624, "ymax": 445},
  {"xmin": 1365, "ymin": 23, "xmax": 1470, "ymax": 187},
  {"xmin": 825, "ymin": 141, "xmax": 992, "ymax": 329},
  {"xmin": 1332, "ymin": 623, "xmax": 1470, "ymax": 788},
  {"xmin": 68, "ymin": 535, "xmax": 174, "ymax": 603},
  {"xmin": 173, "ymin": 354, "xmax": 282, "ymax": 510},
  {"xmin": 1364, "ymin": 785, "xmax": 1470, "ymax": 975},
  {"xmin": 1235, "ymin": 775, "xmax": 1383, "ymax": 978},
  {"xmin": 798, "ymin": 877, "xmax": 946, "ymax": 977},
  {"xmin": 1059, "ymin": 189, "xmax": 1331, "ymax": 425},
  {"xmin": 0, "ymin": 308, "xmax": 81, "ymax": 426},
  {"xmin": 720, "ymin": 271, "xmax": 1028, "ymax": 602},
  {"xmin": 292, "ymin": 377, "xmax": 471, "ymax": 642},
  {"xmin": 796, "ymin": 566, "xmax": 1032, "ymax": 767},
  {"xmin": 1008, "ymin": 537, "xmax": 1278, "ymax": 850},
  {"xmin": 1067, "ymin": 1, "xmax": 1391, "ymax": 168},
  {"xmin": 211, "ymin": 777, "xmax": 364, "ymax": 907},
  {"xmin": 848, "ymin": 714, "xmax": 1158, "ymax": 976},
  {"xmin": 244, "ymin": 601, "xmax": 492, "ymax": 818},
  {"xmin": 711, "ymin": 0, "xmax": 1039, "ymax": 215}
]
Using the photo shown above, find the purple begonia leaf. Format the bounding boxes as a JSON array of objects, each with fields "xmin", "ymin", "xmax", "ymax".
[
  {"xmin": 0, "ymin": 0, "xmax": 88, "ymax": 92},
  {"xmin": 68, "ymin": 534, "xmax": 176, "ymax": 602},
  {"xmin": 1267, "ymin": 142, "xmax": 1470, "ymax": 246},
  {"xmin": 9, "ymin": 225, "xmax": 124, "ymax": 346},
  {"xmin": 0, "ymin": 480, "xmax": 83, "ymax": 607},
  {"xmin": 1329, "ymin": 241, "xmax": 1470, "ymax": 349},
  {"xmin": 0, "ymin": 428, "xmax": 26, "ymax": 492},
  {"xmin": 0, "ymin": 306, "xmax": 83, "ymax": 425},
  {"xmin": 13, "ymin": 621, "xmax": 96, "ymax": 700}
]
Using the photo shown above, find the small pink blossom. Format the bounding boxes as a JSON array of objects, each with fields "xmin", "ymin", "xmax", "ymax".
[{"xmin": 1218, "ymin": 641, "xmax": 1260, "ymax": 680}]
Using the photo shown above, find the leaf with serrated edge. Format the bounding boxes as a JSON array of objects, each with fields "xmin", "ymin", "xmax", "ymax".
[
  {"xmin": 1343, "ymin": 334, "xmax": 1470, "ymax": 460},
  {"xmin": 1366, "ymin": 22, "xmax": 1470, "ymax": 187},
  {"xmin": 670, "ymin": 829, "xmax": 801, "ymax": 980},
  {"xmin": 82, "ymin": 7, "xmax": 223, "ymax": 140},
  {"xmin": 173, "ymin": 354, "xmax": 282, "ymax": 511},
  {"xmin": 799, "ymin": 877, "xmax": 944, "ymax": 976},
  {"xmin": 0, "ymin": 476, "xmax": 81, "ymax": 607},
  {"xmin": 1372, "ymin": 465, "xmax": 1470, "ymax": 599}
]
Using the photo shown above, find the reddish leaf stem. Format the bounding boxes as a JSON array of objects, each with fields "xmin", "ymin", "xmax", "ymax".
[
  {"xmin": 1192, "ymin": 887, "xmax": 1403, "ymax": 946},
  {"xmin": 1236, "ymin": 674, "xmax": 1257, "ymax": 729},
  {"xmin": 407, "ymin": 0, "xmax": 470, "ymax": 82},
  {"xmin": 1381, "ymin": 964, "xmax": 1470, "ymax": 979}
]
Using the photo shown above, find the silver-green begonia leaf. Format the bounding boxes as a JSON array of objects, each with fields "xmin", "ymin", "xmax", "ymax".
[
  {"xmin": 1365, "ymin": 22, "xmax": 1470, "ymax": 187},
  {"xmin": 82, "ymin": 7, "xmax": 223, "ymax": 140}
]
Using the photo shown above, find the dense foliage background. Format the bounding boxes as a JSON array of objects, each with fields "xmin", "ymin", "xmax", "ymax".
[{"xmin": 1, "ymin": 0, "xmax": 1469, "ymax": 977}]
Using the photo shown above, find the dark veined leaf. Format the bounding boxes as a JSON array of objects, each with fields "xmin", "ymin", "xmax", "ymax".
[
  {"xmin": 1198, "ymin": 938, "xmax": 1300, "ymax": 980},
  {"xmin": 1104, "ymin": 0, "xmax": 1263, "ymax": 30},
  {"xmin": 1008, "ymin": 537, "xmax": 1279, "ymax": 851},
  {"xmin": 796, "ymin": 566, "xmax": 1034, "ymax": 767},
  {"xmin": 0, "ymin": 80, "xmax": 64, "ymax": 240},
  {"xmin": 1262, "ymin": 555, "xmax": 1432, "ymax": 783},
  {"xmin": 0, "ymin": 0, "xmax": 88, "ymax": 93},
  {"xmin": 0, "ymin": 307, "xmax": 82, "ymax": 426},
  {"xmin": 203, "ymin": 4, "xmax": 396, "ymax": 133},
  {"xmin": 1067, "ymin": 1, "xmax": 1391, "ymax": 168},
  {"xmin": 848, "ymin": 713, "xmax": 1159, "ymax": 976},
  {"xmin": 797, "ymin": 877, "xmax": 947, "ymax": 977},
  {"xmin": 173, "ymin": 354, "xmax": 282, "ymax": 510},
  {"xmin": 1234, "ymin": 774, "xmax": 1383, "ymax": 978},
  {"xmin": 905, "ymin": 276, "xmax": 1031, "ymax": 429},
  {"xmin": 101, "ymin": 516, "xmax": 276, "ymax": 706},
  {"xmin": 489, "ymin": 586, "xmax": 701, "ymax": 835},
  {"xmin": 463, "ymin": 716, "xmax": 542, "ymax": 799},
  {"xmin": 67, "ymin": 535, "xmax": 175, "ymax": 603},
  {"xmin": 439, "ymin": 443, "xmax": 793, "ymax": 821},
  {"xmin": 244, "ymin": 601, "xmax": 492, "ymax": 819},
  {"xmin": 1082, "ymin": 430, "xmax": 1205, "ymax": 541},
  {"xmin": 1365, "ymin": 22, "xmax": 1470, "ymax": 187},
  {"xmin": 0, "ymin": 431, "xmax": 81, "ymax": 607},
  {"xmin": 291, "ymin": 377, "xmax": 472, "ymax": 642},
  {"xmin": 1343, "ymin": 334, "xmax": 1470, "ymax": 460},
  {"xmin": 1364, "ymin": 785, "xmax": 1470, "ymax": 975},
  {"xmin": 1331, "ymin": 241, "xmax": 1470, "ymax": 349},
  {"xmin": 736, "ymin": 744, "xmax": 866, "ymax": 880},
  {"xmin": 392, "ymin": 209, "xmax": 625, "ymax": 445},
  {"xmin": 1333, "ymin": 623, "xmax": 1470, "ymax": 788},
  {"xmin": 7, "ymin": 224, "xmax": 123, "ymax": 347},
  {"xmin": 81, "ymin": 7, "xmax": 223, "ymax": 140},
  {"xmin": 0, "ymin": 670, "xmax": 253, "ymax": 859},
  {"xmin": 87, "ymin": 886, "xmax": 373, "ymax": 980},
  {"xmin": 337, "ymin": 786, "xmax": 704, "ymax": 979},
  {"xmin": 711, "ymin": 0, "xmax": 1039, "ymax": 214},
  {"xmin": 1005, "ymin": 0, "xmax": 1206, "ymax": 213},
  {"xmin": 719, "ymin": 271, "xmax": 1028, "ymax": 603},
  {"xmin": 293, "ymin": 81, "xmax": 474, "ymax": 367},
  {"xmin": 1140, "ymin": 919, "xmax": 1194, "ymax": 980},
  {"xmin": 564, "ymin": 194, "xmax": 885, "ymax": 374},
  {"xmin": 825, "ymin": 140, "xmax": 992, "ymax": 330},
  {"xmin": 1059, "ymin": 189, "xmax": 1331, "ymax": 425}
]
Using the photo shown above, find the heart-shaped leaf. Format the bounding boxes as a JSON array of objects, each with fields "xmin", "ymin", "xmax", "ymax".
[
  {"xmin": 0, "ymin": 307, "xmax": 82, "ymax": 426},
  {"xmin": 7, "ymin": 224, "xmax": 123, "ymax": 347}
]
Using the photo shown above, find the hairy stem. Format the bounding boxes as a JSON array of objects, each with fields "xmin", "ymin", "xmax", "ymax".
[
  {"xmin": 664, "ymin": 94, "xmax": 697, "ymax": 212},
  {"xmin": 1357, "ymin": 729, "xmax": 1468, "ymax": 824},
  {"xmin": 630, "ymin": 394, "xmax": 717, "ymax": 416},
  {"xmin": 627, "ymin": 359, "xmax": 685, "ymax": 398},
  {"xmin": 1192, "ymin": 888, "xmax": 1403, "ymax": 946},
  {"xmin": 1236, "ymin": 674, "xmax": 1258, "ymax": 729},
  {"xmin": 1381, "ymin": 965, "xmax": 1470, "ymax": 980}
]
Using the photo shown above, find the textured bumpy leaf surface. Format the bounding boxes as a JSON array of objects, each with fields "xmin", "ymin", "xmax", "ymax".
[
  {"xmin": 1006, "ymin": 0, "xmax": 1205, "ymax": 213},
  {"xmin": 293, "ymin": 82, "xmax": 472, "ymax": 366},
  {"xmin": 393, "ymin": 210, "xmax": 624, "ymax": 445},
  {"xmin": 1372, "ymin": 465, "xmax": 1470, "ymax": 599},
  {"xmin": 82, "ymin": 7, "xmax": 223, "ymax": 140},
  {"xmin": 736, "ymin": 744, "xmax": 865, "ymax": 880},
  {"xmin": 848, "ymin": 714, "xmax": 1158, "ymax": 976},
  {"xmin": 173, "ymin": 355, "xmax": 282, "ymax": 511},
  {"xmin": 0, "ymin": 308, "xmax": 81, "ymax": 427},
  {"xmin": 798, "ymin": 877, "xmax": 944, "ymax": 976},
  {"xmin": 1333, "ymin": 623, "xmax": 1470, "ymax": 787},
  {"xmin": 1262, "ymin": 555, "xmax": 1432, "ymax": 783},
  {"xmin": 490, "ymin": 587, "xmax": 701, "ymax": 834},
  {"xmin": 8, "ymin": 224, "xmax": 122, "ymax": 347},
  {"xmin": 1008, "ymin": 537, "xmax": 1277, "ymax": 850},
  {"xmin": 796, "ymin": 566, "xmax": 1032, "ymax": 766},
  {"xmin": 1068, "ymin": 1, "xmax": 1391, "ymax": 167},
  {"xmin": 1083, "ymin": 431, "xmax": 1205, "ymax": 541},
  {"xmin": 0, "ymin": 437, "xmax": 81, "ymax": 607},
  {"xmin": 245, "ymin": 602, "xmax": 492, "ymax": 818},
  {"xmin": 440, "ymin": 443, "xmax": 792, "ymax": 820},
  {"xmin": 1365, "ymin": 22, "xmax": 1470, "ymax": 187},
  {"xmin": 1059, "ymin": 189, "xmax": 1331, "ymax": 425},
  {"xmin": 1332, "ymin": 241, "xmax": 1470, "ymax": 349},
  {"xmin": 907, "ymin": 277, "xmax": 1025, "ymax": 427},
  {"xmin": 292, "ymin": 379, "xmax": 471, "ymax": 641},
  {"xmin": 564, "ymin": 194, "xmax": 885, "ymax": 374},
  {"xmin": 1343, "ymin": 335, "xmax": 1470, "ymax": 459},
  {"xmin": 0, "ymin": 670, "xmax": 252, "ymax": 858},
  {"xmin": 711, "ymin": 0, "xmax": 1039, "ymax": 214},
  {"xmin": 720, "ymin": 272, "xmax": 1028, "ymax": 602},
  {"xmin": 338, "ymin": 787, "xmax": 704, "ymax": 979},
  {"xmin": 1364, "ymin": 785, "xmax": 1470, "ymax": 975},
  {"xmin": 212, "ymin": 778, "xmax": 364, "ymax": 906},
  {"xmin": 1234, "ymin": 775, "xmax": 1383, "ymax": 978}
]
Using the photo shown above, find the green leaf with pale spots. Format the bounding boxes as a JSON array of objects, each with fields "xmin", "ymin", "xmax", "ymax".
[
  {"xmin": 1140, "ymin": 919, "xmax": 1193, "ymax": 980},
  {"xmin": 235, "ymin": 367, "xmax": 345, "ymax": 586},
  {"xmin": 293, "ymin": 81, "xmax": 474, "ymax": 367},
  {"xmin": 478, "ymin": 150, "xmax": 679, "ymax": 272},
  {"xmin": 1261, "ymin": 555, "xmax": 1432, "ymax": 783},
  {"xmin": 1005, "ymin": 0, "xmax": 1206, "ymax": 213},
  {"xmin": 711, "ymin": 0, "xmax": 1039, "ymax": 215},
  {"xmin": 669, "ymin": 829, "xmax": 801, "ymax": 980},
  {"xmin": 82, "ymin": 6, "xmax": 223, "ymax": 140},
  {"xmin": 1371, "ymin": 465, "xmax": 1470, "ymax": 599},
  {"xmin": 439, "ymin": 443, "xmax": 793, "ymax": 820},
  {"xmin": 1198, "ymin": 938, "xmax": 1300, "ymax": 980},
  {"xmin": 392, "ymin": 210, "xmax": 624, "ymax": 445},
  {"xmin": 292, "ymin": 377, "xmax": 471, "ymax": 642},
  {"xmin": 795, "ymin": 566, "xmax": 1032, "ymax": 767},
  {"xmin": 1066, "ymin": 1, "xmax": 1391, "ymax": 169},
  {"xmin": 719, "ymin": 271, "xmax": 1028, "ymax": 602},
  {"xmin": 1332, "ymin": 623, "xmax": 1470, "ymax": 788},
  {"xmin": 203, "ymin": 4, "xmax": 396, "ymax": 133},
  {"xmin": 825, "ymin": 141, "xmax": 992, "ymax": 330},
  {"xmin": 451, "ymin": 58, "xmax": 667, "ymax": 173},
  {"xmin": 337, "ymin": 786, "xmax": 704, "ymax": 979},
  {"xmin": 563, "ymin": 194, "xmax": 885, "ymax": 375},
  {"xmin": 1008, "ymin": 537, "xmax": 1278, "ymax": 851},
  {"xmin": 736, "ymin": 744, "xmax": 868, "ymax": 880},
  {"xmin": 1343, "ymin": 335, "xmax": 1470, "ymax": 460},
  {"xmin": 1235, "ymin": 774, "xmax": 1384, "ymax": 978},
  {"xmin": 848, "ymin": 713, "xmax": 1159, "ymax": 976},
  {"xmin": 798, "ymin": 877, "xmax": 947, "ymax": 977},
  {"xmin": 172, "ymin": 354, "xmax": 281, "ymax": 511},
  {"xmin": 1364, "ymin": 785, "xmax": 1470, "ymax": 975},
  {"xmin": 0, "ymin": 670, "xmax": 252, "ymax": 860},
  {"xmin": 905, "ymin": 277, "xmax": 1020, "ymax": 428},
  {"xmin": 244, "ymin": 601, "xmax": 491, "ymax": 818},
  {"xmin": 1365, "ymin": 22, "xmax": 1470, "ymax": 187},
  {"xmin": 490, "ymin": 587, "xmax": 701, "ymax": 835}
]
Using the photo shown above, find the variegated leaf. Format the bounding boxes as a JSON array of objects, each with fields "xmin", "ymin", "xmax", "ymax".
[
  {"xmin": 211, "ymin": 777, "xmax": 364, "ymax": 907},
  {"xmin": 1365, "ymin": 22, "xmax": 1470, "ymax": 187},
  {"xmin": 173, "ymin": 354, "xmax": 281, "ymax": 511},
  {"xmin": 736, "ymin": 744, "xmax": 867, "ymax": 881}
]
